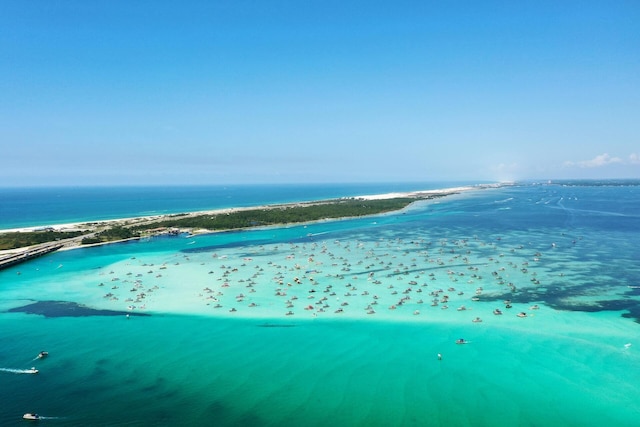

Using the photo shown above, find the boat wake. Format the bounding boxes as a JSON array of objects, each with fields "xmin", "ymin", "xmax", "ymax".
[
  {"xmin": 24, "ymin": 414, "xmax": 66, "ymax": 421},
  {"xmin": 0, "ymin": 367, "xmax": 38, "ymax": 374},
  {"xmin": 307, "ymin": 231, "xmax": 330, "ymax": 237}
]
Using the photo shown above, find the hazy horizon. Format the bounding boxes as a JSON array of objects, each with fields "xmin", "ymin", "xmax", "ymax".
[{"xmin": 2, "ymin": 1, "xmax": 638, "ymax": 186}]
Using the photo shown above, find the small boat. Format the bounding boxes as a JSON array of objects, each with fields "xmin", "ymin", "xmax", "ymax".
[
  {"xmin": 493, "ymin": 309, "xmax": 503, "ymax": 315},
  {"xmin": 25, "ymin": 367, "xmax": 39, "ymax": 374},
  {"xmin": 37, "ymin": 351, "xmax": 48, "ymax": 359},
  {"xmin": 455, "ymin": 338, "xmax": 467, "ymax": 345},
  {"xmin": 23, "ymin": 413, "xmax": 40, "ymax": 420},
  {"xmin": 517, "ymin": 312, "xmax": 527, "ymax": 318}
]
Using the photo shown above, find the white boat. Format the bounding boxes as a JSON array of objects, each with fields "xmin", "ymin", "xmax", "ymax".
[
  {"xmin": 23, "ymin": 413, "xmax": 40, "ymax": 420},
  {"xmin": 25, "ymin": 367, "xmax": 39, "ymax": 374}
]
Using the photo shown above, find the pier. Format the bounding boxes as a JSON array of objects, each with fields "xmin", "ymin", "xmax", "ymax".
[{"xmin": 0, "ymin": 243, "xmax": 64, "ymax": 271}]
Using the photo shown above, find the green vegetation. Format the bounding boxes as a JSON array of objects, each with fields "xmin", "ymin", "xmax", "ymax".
[
  {"xmin": 1, "ymin": 196, "xmax": 446, "ymax": 250},
  {"xmin": 0, "ymin": 231, "xmax": 83, "ymax": 250},
  {"xmin": 131, "ymin": 198, "xmax": 421, "ymax": 232},
  {"xmin": 81, "ymin": 226, "xmax": 140, "ymax": 245}
]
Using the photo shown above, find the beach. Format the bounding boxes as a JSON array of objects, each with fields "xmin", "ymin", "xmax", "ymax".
[
  {"xmin": 4, "ymin": 186, "xmax": 495, "ymax": 321},
  {"xmin": 1, "ymin": 182, "xmax": 639, "ymax": 426},
  {"xmin": 0, "ymin": 186, "xmax": 478, "ymax": 235}
]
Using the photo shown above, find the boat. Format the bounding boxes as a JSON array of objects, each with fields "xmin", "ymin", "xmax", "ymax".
[
  {"xmin": 37, "ymin": 351, "xmax": 48, "ymax": 359},
  {"xmin": 25, "ymin": 367, "xmax": 39, "ymax": 374},
  {"xmin": 23, "ymin": 413, "xmax": 40, "ymax": 420},
  {"xmin": 455, "ymin": 338, "xmax": 467, "ymax": 344},
  {"xmin": 493, "ymin": 309, "xmax": 503, "ymax": 315}
]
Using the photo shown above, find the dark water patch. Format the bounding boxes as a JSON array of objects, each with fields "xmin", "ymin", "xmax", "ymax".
[
  {"xmin": 7, "ymin": 300, "xmax": 151, "ymax": 318},
  {"xmin": 383, "ymin": 262, "xmax": 486, "ymax": 278},
  {"xmin": 621, "ymin": 305, "xmax": 640, "ymax": 324},
  {"xmin": 140, "ymin": 377, "xmax": 167, "ymax": 394},
  {"xmin": 548, "ymin": 298, "xmax": 640, "ymax": 323},
  {"xmin": 92, "ymin": 364, "xmax": 109, "ymax": 379},
  {"xmin": 183, "ymin": 239, "xmax": 281, "ymax": 253},
  {"xmin": 554, "ymin": 299, "xmax": 636, "ymax": 313},
  {"xmin": 94, "ymin": 358, "xmax": 110, "ymax": 370},
  {"xmin": 625, "ymin": 287, "xmax": 640, "ymax": 297},
  {"xmin": 232, "ymin": 251, "xmax": 285, "ymax": 259},
  {"xmin": 181, "ymin": 229, "xmax": 352, "ymax": 254},
  {"xmin": 482, "ymin": 284, "xmax": 640, "ymax": 322}
]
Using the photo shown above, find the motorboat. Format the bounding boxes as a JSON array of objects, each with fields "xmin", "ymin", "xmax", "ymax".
[
  {"xmin": 455, "ymin": 338, "xmax": 467, "ymax": 345},
  {"xmin": 23, "ymin": 413, "xmax": 40, "ymax": 420},
  {"xmin": 38, "ymin": 351, "xmax": 49, "ymax": 359},
  {"xmin": 25, "ymin": 367, "xmax": 39, "ymax": 374}
]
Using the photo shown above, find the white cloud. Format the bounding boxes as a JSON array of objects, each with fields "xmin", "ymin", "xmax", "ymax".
[
  {"xmin": 581, "ymin": 153, "xmax": 622, "ymax": 167},
  {"xmin": 564, "ymin": 153, "xmax": 624, "ymax": 168},
  {"xmin": 629, "ymin": 153, "xmax": 640, "ymax": 165}
]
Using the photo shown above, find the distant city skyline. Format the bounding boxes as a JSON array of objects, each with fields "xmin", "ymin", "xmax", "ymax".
[{"xmin": 1, "ymin": 1, "xmax": 638, "ymax": 186}]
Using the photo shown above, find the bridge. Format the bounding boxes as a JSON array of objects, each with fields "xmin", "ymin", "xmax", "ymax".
[{"xmin": 0, "ymin": 243, "xmax": 64, "ymax": 271}]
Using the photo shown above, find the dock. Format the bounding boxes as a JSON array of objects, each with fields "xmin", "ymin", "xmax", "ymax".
[{"xmin": 0, "ymin": 243, "xmax": 64, "ymax": 271}]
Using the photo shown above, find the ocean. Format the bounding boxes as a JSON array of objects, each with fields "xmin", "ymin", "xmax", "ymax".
[
  {"xmin": 1, "ymin": 181, "xmax": 639, "ymax": 426},
  {"xmin": 0, "ymin": 182, "xmax": 476, "ymax": 230}
]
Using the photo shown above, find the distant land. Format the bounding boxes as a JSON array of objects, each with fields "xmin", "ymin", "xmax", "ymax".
[{"xmin": 0, "ymin": 186, "xmax": 481, "ymax": 270}]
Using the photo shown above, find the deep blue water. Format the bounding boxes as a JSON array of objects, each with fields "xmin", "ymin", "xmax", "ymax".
[
  {"xmin": 1, "ymin": 180, "xmax": 640, "ymax": 426},
  {"xmin": 0, "ymin": 182, "xmax": 481, "ymax": 230}
]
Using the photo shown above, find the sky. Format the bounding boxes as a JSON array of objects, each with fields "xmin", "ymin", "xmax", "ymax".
[{"xmin": 1, "ymin": 0, "xmax": 639, "ymax": 186}]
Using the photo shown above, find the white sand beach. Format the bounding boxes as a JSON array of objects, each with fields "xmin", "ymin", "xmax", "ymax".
[{"xmin": 1, "ymin": 186, "xmax": 480, "ymax": 235}]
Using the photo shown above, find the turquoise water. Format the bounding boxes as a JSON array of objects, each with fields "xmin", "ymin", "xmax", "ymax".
[
  {"xmin": 1, "ymin": 182, "xmax": 640, "ymax": 426},
  {"xmin": 0, "ymin": 182, "xmax": 478, "ymax": 230}
]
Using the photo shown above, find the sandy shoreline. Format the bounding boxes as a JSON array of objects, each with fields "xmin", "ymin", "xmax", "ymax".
[{"xmin": 1, "ymin": 185, "xmax": 481, "ymax": 234}]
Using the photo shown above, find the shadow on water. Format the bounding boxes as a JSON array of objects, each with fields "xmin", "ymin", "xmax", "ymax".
[{"xmin": 6, "ymin": 300, "xmax": 151, "ymax": 318}]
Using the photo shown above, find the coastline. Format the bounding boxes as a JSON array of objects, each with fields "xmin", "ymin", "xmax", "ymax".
[
  {"xmin": 1, "ymin": 185, "xmax": 481, "ymax": 235},
  {"xmin": 0, "ymin": 184, "xmax": 501, "ymax": 270},
  {"xmin": 3, "ymin": 182, "xmax": 640, "ymax": 427}
]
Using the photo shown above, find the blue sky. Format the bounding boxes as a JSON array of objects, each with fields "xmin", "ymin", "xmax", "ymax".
[{"xmin": 1, "ymin": 1, "xmax": 638, "ymax": 186}]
